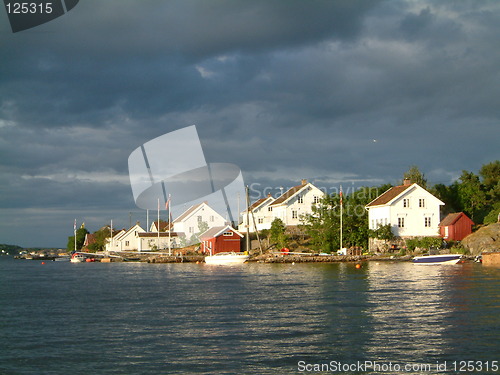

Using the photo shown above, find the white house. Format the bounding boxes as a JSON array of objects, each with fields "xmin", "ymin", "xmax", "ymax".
[
  {"xmin": 239, "ymin": 179, "xmax": 325, "ymax": 232},
  {"xmin": 268, "ymin": 179, "xmax": 325, "ymax": 227},
  {"xmin": 104, "ymin": 223, "xmax": 178, "ymax": 252},
  {"xmin": 238, "ymin": 194, "xmax": 275, "ymax": 232},
  {"xmin": 172, "ymin": 201, "xmax": 227, "ymax": 241},
  {"xmin": 365, "ymin": 180, "xmax": 444, "ymax": 241},
  {"xmin": 136, "ymin": 232, "xmax": 179, "ymax": 251},
  {"xmin": 105, "ymin": 223, "xmax": 146, "ymax": 252}
]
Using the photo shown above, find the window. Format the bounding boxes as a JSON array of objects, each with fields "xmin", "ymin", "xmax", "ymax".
[
  {"xmin": 189, "ymin": 227, "xmax": 194, "ymax": 233},
  {"xmin": 398, "ymin": 218, "xmax": 405, "ymax": 228},
  {"xmin": 313, "ymin": 196, "xmax": 320, "ymax": 204},
  {"xmin": 210, "ymin": 215, "xmax": 214, "ymax": 222},
  {"xmin": 268, "ymin": 206, "xmax": 273, "ymax": 212},
  {"xmin": 197, "ymin": 215, "xmax": 202, "ymax": 222},
  {"xmin": 403, "ymin": 198, "xmax": 410, "ymax": 208},
  {"xmin": 125, "ymin": 241, "xmax": 130, "ymax": 246},
  {"xmin": 419, "ymin": 199, "xmax": 425, "ymax": 208},
  {"xmin": 258, "ymin": 218, "xmax": 264, "ymax": 224},
  {"xmin": 223, "ymin": 231, "xmax": 233, "ymax": 236},
  {"xmin": 292, "ymin": 210, "xmax": 298, "ymax": 219},
  {"xmin": 371, "ymin": 220, "xmax": 375, "ymax": 229},
  {"xmin": 297, "ymin": 196, "xmax": 303, "ymax": 204},
  {"xmin": 424, "ymin": 217, "xmax": 431, "ymax": 227}
]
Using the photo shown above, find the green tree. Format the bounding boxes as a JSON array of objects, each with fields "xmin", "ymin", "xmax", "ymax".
[
  {"xmin": 403, "ymin": 165, "xmax": 427, "ymax": 188},
  {"xmin": 67, "ymin": 227, "xmax": 89, "ymax": 252},
  {"xmin": 369, "ymin": 223, "xmax": 394, "ymax": 241},
  {"xmin": 300, "ymin": 194, "xmax": 338, "ymax": 253},
  {"xmin": 479, "ymin": 160, "xmax": 500, "ymax": 195},
  {"xmin": 431, "ymin": 183, "xmax": 460, "ymax": 216},
  {"xmin": 88, "ymin": 226, "xmax": 112, "ymax": 252},
  {"xmin": 269, "ymin": 218, "xmax": 288, "ymax": 249},
  {"xmin": 457, "ymin": 170, "xmax": 486, "ymax": 222},
  {"xmin": 301, "ymin": 187, "xmax": 373, "ymax": 253},
  {"xmin": 479, "ymin": 160, "xmax": 500, "ymax": 223}
]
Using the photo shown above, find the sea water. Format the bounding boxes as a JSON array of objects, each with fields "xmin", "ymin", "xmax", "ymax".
[{"xmin": 0, "ymin": 257, "xmax": 498, "ymax": 374}]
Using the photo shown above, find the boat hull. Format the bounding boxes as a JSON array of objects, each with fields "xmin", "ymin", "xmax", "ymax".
[
  {"xmin": 204, "ymin": 252, "xmax": 249, "ymax": 265},
  {"xmin": 413, "ymin": 254, "xmax": 462, "ymax": 265},
  {"xmin": 70, "ymin": 254, "xmax": 86, "ymax": 263}
]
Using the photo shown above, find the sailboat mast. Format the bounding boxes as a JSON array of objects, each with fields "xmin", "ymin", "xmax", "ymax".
[
  {"xmin": 340, "ymin": 185, "xmax": 343, "ymax": 251},
  {"xmin": 157, "ymin": 198, "xmax": 160, "ymax": 250},
  {"xmin": 168, "ymin": 194, "xmax": 171, "ymax": 256},
  {"xmin": 246, "ymin": 185, "xmax": 250, "ymax": 253},
  {"xmin": 74, "ymin": 219, "xmax": 77, "ymax": 252}
]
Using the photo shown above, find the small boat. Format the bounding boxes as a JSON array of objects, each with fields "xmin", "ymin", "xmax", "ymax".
[
  {"xmin": 204, "ymin": 252, "xmax": 249, "ymax": 265},
  {"xmin": 70, "ymin": 253, "xmax": 86, "ymax": 263},
  {"xmin": 412, "ymin": 254, "xmax": 462, "ymax": 265}
]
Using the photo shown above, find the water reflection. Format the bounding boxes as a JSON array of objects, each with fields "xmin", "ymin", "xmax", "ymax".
[{"xmin": 364, "ymin": 262, "xmax": 500, "ymax": 369}]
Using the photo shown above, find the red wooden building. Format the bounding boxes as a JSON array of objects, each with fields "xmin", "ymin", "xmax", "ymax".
[
  {"xmin": 199, "ymin": 225, "xmax": 243, "ymax": 255},
  {"xmin": 439, "ymin": 212, "xmax": 474, "ymax": 241}
]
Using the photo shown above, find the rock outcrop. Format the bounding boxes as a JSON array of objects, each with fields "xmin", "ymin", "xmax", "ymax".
[{"xmin": 462, "ymin": 223, "xmax": 500, "ymax": 255}]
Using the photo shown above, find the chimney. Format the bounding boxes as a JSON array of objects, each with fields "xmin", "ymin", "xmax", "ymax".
[
  {"xmin": 403, "ymin": 178, "xmax": 411, "ymax": 186},
  {"xmin": 301, "ymin": 179, "xmax": 308, "ymax": 186}
]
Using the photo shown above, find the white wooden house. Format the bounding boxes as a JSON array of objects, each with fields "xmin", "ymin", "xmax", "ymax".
[
  {"xmin": 104, "ymin": 223, "xmax": 178, "ymax": 252},
  {"xmin": 365, "ymin": 180, "xmax": 444, "ymax": 244},
  {"xmin": 238, "ymin": 194, "xmax": 275, "ymax": 232},
  {"xmin": 239, "ymin": 180, "xmax": 324, "ymax": 232},
  {"xmin": 105, "ymin": 223, "xmax": 145, "ymax": 252},
  {"xmin": 172, "ymin": 201, "xmax": 226, "ymax": 242},
  {"xmin": 268, "ymin": 180, "xmax": 324, "ymax": 227}
]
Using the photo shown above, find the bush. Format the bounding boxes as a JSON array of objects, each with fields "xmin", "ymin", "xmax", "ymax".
[{"xmin": 406, "ymin": 237, "xmax": 443, "ymax": 251}]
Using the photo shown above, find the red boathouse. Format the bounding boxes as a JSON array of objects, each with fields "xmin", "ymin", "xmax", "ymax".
[
  {"xmin": 439, "ymin": 212, "xmax": 474, "ymax": 241},
  {"xmin": 199, "ymin": 225, "xmax": 243, "ymax": 255}
]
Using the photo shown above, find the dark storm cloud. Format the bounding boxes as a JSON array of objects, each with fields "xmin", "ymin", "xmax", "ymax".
[{"xmin": 1, "ymin": 0, "xmax": 499, "ymax": 247}]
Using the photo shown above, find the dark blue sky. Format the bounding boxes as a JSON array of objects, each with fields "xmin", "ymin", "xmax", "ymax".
[{"xmin": 1, "ymin": 1, "xmax": 499, "ymax": 247}]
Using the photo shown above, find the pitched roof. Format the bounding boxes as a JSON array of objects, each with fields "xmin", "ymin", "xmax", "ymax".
[
  {"xmin": 270, "ymin": 184, "xmax": 307, "ymax": 206},
  {"xmin": 245, "ymin": 196, "xmax": 274, "ymax": 212},
  {"xmin": 365, "ymin": 184, "xmax": 412, "ymax": 207},
  {"xmin": 199, "ymin": 225, "xmax": 243, "ymax": 240},
  {"xmin": 151, "ymin": 220, "xmax": 172, "ymax": 231},
  {"xmin": 174, "ymin": 202, "xmax": 205, "ymax": 223},
  {"xmin": 83, "ymin": 233, "xmax": 96, "ymax": 246},
  {"xmin": 439, "ymin": 212, "xmax": 473, "ymax": 226}
]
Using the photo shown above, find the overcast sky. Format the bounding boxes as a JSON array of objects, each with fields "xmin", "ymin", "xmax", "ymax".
[{"xmin": 1, "ymin": 1, "xmax": 499, "ymax": 247}]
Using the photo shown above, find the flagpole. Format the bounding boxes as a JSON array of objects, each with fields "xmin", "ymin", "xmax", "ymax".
[
  {"xmin": 109, "ymin": 219, "xmax": 113, "ymax": 255},
  {"xmin": 74, "ymin": 219, "xmax": 77, "ymax": 253},
  {"xmin": 157, "ymin": 198, "xmax": 160, "ymax": 250},
  {"xmin": 147, "ymin": 209, "xmax": 149, "ymax": 232},
  {"xmin": 168, "ymin": 194, "xmax": 171, "ymax": 256},
  {"xmin": 340, "ymin": 185, "xmax": 343, "ymax": 252}
]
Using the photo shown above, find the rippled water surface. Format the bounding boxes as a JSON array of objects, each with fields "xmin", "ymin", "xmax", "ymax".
[{"xmin": 1, "ymin": 258, "xmax": 498, "ymax": 374}]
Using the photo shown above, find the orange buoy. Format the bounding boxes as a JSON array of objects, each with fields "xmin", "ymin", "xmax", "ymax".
[
  {"xmin": 355, "ymin": 263, "xmax": 361, "ymax": 269},
  {"xmin": 41, "ymin": 262, "xmax": 45, "ymax": 265}
]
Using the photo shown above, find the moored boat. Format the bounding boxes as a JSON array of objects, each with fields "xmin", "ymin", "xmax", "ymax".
[
  {"xmin": 204, "ymin": 252, "xmax": 249, "ymax": 265},
  {"xmin": 70, "ymin": 253, "xmax": 86, "ymax": 263},
  {"xmin": 412, "ymin": 254, "xmax": 462, "ymax": 265}
]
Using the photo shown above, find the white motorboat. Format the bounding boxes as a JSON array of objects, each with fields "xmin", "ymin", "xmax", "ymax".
[
  {"xmin": 412, "ymin": 254, "xmax": 462, "ymax": 265},
  {"xmin": 204, "ymin": 252, "xmax": 249, "ymax": 265},
  {"xmin": 70, "ymin": 253, "xmax": 86, "ymax": 263}
]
